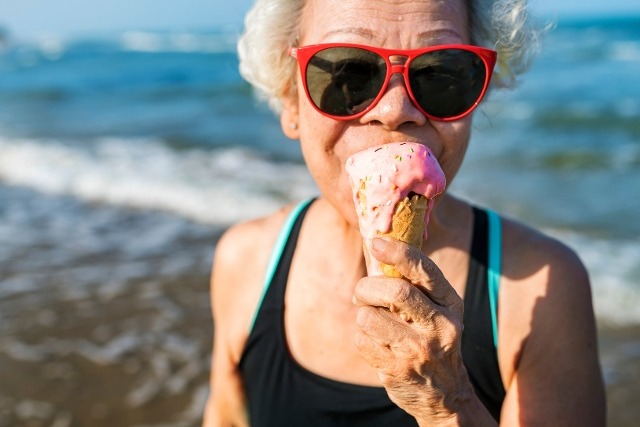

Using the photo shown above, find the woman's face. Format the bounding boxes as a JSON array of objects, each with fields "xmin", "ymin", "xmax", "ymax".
[{"xmin": 281, "ymin": 0, "xmax": 472, "ymax": 227}]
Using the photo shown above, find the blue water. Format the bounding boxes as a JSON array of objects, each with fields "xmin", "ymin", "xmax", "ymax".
[{"xmin": 0, "ymin": 17, "xmax": 639, "ymax": 325}]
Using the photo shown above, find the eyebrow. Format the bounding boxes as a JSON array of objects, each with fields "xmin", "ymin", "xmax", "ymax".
[
  {"xmin": 416, "ymin": 29, "xmax": 465, "ymax": 44},
  {"xmin": 320, "ymin": 27, "xmax": 464, "ymax": 45},
  {"xmin": 321, "ymin": 27, "xmax": 376, "ymax": 40}
]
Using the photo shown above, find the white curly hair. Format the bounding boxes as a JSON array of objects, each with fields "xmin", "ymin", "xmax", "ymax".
[{"xmin": 237, "ymin": 0, "xmax": 544, "ymax": 113}]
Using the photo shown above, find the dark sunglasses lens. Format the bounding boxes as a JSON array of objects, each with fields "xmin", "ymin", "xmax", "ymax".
[
  {"xmin": 409, "ymin": 49, "xmax": 487, "ymax": 118},
  {"xmin": 306, "ymin": 47, "xmax": 386, "ymax": 116}
]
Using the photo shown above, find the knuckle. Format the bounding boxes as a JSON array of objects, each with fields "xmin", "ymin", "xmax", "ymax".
[
  {"xmin": 409, "ymin": 257, "xmax": 441, "ymax": 289},
  {"xmin": 356, "ymin": 306, "xmax": 374, "ymax": 329},
  {"xmin": 442, "ymin": 322, "xmax": 460, "ymax": 346},
  {"xmin": 400, "ymin": 243, "xmax": 415, "ymax": 260},
  {"xmin": 378, "ymin": 371, "xmax": 395, "ymax": 387},
  {"xmin": 450, "ymin": 293, "xmax": 464, "ymax": 314},
  {"xmin": 418, "ymin": 256, "xmax": 438, "ymax": 277},
  {"xmin": 391, "ymin": 281, "xmax": 412, "ymax": 303},
  {"xmin": 353, "ymin": 331, "xmax": 368, "ymax": 350},
  {"xmin": 416, "ymin": 316, "xmax": 462, "ymax": 360},
  {"xmin": 409, "ymin": 256, "xmax": 430, "ymax": 279},
  {"xmin": 438, "ymin": 319, "xmax": 463, "ymax": 354},
  {"xmin": 353, "ymin": 278, "xmax": 368, "ymax": 299},
  {"xmin": 438, "ymin": 314, "xmax": 462, "ymax": 338}
]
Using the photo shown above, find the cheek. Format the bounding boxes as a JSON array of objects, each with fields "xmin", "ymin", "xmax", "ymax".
[
  {"xmin": 299, "ymin": 125, "xmax": 350, "ymax": 199},
  {"xmin": 296, "ymin": 109, "xmax": 360, "ymax": 225},
  {"xmin": 432, "ymin": 120, "xmax": 472, "ymax": 183}
]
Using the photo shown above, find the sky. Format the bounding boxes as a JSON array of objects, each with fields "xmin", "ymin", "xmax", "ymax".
[{"xmin": 1, "ymin": 0, "xmax": 640, "ymax": 39}]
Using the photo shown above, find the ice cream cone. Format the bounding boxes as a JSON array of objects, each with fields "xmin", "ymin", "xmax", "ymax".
[
  {"xmin": 345, "ymin": 142, "xmax": 446, "ymax": 278},
  {"xmin": 379, "ymin": 193, "xmax": 428, "ymax": 278}
]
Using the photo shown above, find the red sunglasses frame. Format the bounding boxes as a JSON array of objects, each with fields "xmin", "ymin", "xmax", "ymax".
[{"xmin": 289, "ymin": 43, "xmax": 497, "ymax": 122}]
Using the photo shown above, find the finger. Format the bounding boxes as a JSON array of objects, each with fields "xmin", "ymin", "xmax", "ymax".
[
  {"xmin": 354, "ymin": 306, "xmax": 416, "ymax": 369},
  {"xmin": 353, "ymin": 330, "xmax": 393, "ymax": 370},
  {"xmin": 353, "ymin": 275, "xmax": 408, "ymax": 307},
  {"xmin": 353, "ymin": 307, "xmax": 396, "ymax": 361},
  {"xmin": 355, "ymin": 306, "xmax": 438, "ymax": 375},
  {"xmin": 354, "ymin": 276, "xmax": 439, "ymax": 322},
  {"xmin": 370, "ymin": 237, "xmax": 463, "ymax": 310},
  {"xmin": 356, "ymin": 278, "xmax": 443, "ymax": 328},
  {"xmin": 356, "ymin": 305, "xmax": 409, "ymax": 341}
]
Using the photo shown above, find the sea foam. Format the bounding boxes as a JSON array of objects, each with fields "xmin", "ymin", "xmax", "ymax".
[{"xmin": 0, "ymin": 135, "xmax": 318, "ymax": 225}]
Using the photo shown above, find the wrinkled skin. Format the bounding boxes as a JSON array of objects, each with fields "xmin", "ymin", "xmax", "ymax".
[{"xmin": 353, "ymin": 237, "xmax": 480, "ymax": 423}]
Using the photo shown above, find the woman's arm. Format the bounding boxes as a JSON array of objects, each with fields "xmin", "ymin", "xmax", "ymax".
[
  {"xmin": 202, "ymin": 208, "xmax": 293, "ymax": 427},
  {"xmin": 202, "ymin": 225, "xmax": 252, "ymax": 427},
  {"xmin": 498, "ymin": 222, "xmax": 606, "ymax": 425},
  {"xmin": 202, "ymin": 322, "xmax": 249, "ymax": 427}
]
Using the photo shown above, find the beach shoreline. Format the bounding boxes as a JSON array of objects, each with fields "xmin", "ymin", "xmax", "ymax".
[
  {"xmin": 0, "ymin": 271, "xmax": 213, "ymax": 427},
  {"xmin": 598, "ymin": 324, "xmax": 640, "ymax": 426},
  {"xmin": 0, "ymin": 259, "xmax": 638, "ymax": 426}
]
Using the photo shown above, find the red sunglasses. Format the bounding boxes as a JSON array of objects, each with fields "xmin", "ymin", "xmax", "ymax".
[{"xmin": 289, "ymin": 43, "xmax": 497, "ymax": 122}]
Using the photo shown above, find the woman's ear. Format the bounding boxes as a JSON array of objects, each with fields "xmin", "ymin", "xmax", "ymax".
[{"xmin": 280, "ymin": 95, "xmax": 300, "ymax": 140}]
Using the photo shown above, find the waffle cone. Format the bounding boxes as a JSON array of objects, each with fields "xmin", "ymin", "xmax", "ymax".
[{"xmin": 379, "ymin": 194, "xmax": 428, "ymax": 278}]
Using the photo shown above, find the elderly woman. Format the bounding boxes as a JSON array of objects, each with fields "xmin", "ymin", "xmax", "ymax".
[{"xmin": 203, "ymin": 0, "xmax": 606, "ymax": 425}]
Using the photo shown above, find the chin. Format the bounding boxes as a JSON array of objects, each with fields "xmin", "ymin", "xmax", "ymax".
[{"xmin": 323, "ymin": 192, "xmax": 359, "ymax": 228}]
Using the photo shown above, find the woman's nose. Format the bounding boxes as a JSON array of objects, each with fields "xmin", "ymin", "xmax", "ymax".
[{"xmin": 360, "ymin": 74, "xmax": 427, "ymax": 130}]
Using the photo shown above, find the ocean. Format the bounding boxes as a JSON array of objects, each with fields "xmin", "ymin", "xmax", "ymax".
[{"xmin": 0, "ymin": 15, "xmax": 639, "ymax": 427}]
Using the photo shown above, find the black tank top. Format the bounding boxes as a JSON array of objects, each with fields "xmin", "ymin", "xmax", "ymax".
[{"xmin": 239, "ymin": 202, "xmax": 505, "ymax": 425}]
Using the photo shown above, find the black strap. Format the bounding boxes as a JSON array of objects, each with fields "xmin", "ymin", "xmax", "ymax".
[{"xmin": 461, "ymin": 207, "xmax": 506, "ymax": 420}]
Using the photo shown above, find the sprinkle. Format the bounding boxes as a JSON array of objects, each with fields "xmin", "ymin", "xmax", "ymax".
[
  {"xmin": 400, "ymin": 142, "xmax": 406, "ymax": 145},
  {"xmin": 410, "ymin": 148, "xmax": 414, "ymax": 153},
  {"xmin": 386, "ymin": 200, "xmax": 392, "ymax": 206},
  {"xmin": 392, "ymin": 164, "xmax": 398, "ymax": 172},
  {"xmin": 375, "ymin": 148, "xmax": 382, "ymax": 152},
  {"xmin": 395, "ymin": 155, "xmax": 402, "ymax": 161},
  {"xmin": 378, "ymin": 175, "xmax": 382, "ymax": 183}
]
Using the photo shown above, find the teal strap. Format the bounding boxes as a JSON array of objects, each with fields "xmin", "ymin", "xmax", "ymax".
[
  {"xmin": 249, "ymin": 198, "xmax": 314, "ymax": 333},
  {"xmin": 486, "ymin": 209, "xmax": 502, "ymax": 349}
]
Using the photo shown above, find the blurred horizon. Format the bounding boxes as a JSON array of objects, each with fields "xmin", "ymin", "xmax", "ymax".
[{"xmin": 1, "ymin": 0, "xmax": 640, "ymax": 41}]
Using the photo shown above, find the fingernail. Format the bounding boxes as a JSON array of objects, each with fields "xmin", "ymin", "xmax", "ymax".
[{"xmin": 372, "ymin": 238, "xmax": 388, "ymax": 252}]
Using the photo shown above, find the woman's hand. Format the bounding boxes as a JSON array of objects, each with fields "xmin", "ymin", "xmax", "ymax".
[{"xmin": 353, "ymin": 237, "xmax": 493, "ymax": 425}]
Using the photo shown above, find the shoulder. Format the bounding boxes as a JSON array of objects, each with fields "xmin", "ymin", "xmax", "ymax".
[
  {"xmin": 213, "ymin": 207, "xmax": 290, "ymax": 278},
  {"xmin": 213, "ymin": 200, "xmax": 306, "ymax": 285},
  {"xmin": 211, "ymin": 202, "xmax": 301, "ymax": 360},
  {"xmin": 499, "ymin": 216, "xmax": 589, "ymax": 292},
  {"xmin": 498, "ymin": 215, "xmax": 593, "ymax": 343},
  {"xmin": 498, "ymin": 216, "xmax": 592, "ymax": 331}
]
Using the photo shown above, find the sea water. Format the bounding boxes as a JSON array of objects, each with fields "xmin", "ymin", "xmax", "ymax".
[
  {"xmin": 0, "ymin": 15, "xmax": 639, "ymax": 426},
  {"xmin": 2, "ymin": 18, "xmax": 637, "ymax": 323}
]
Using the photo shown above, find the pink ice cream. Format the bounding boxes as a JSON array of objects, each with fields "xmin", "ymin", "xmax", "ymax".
[{"xmin": 345, "ymin": 142, "xmax": 446, "ymax": 275}]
